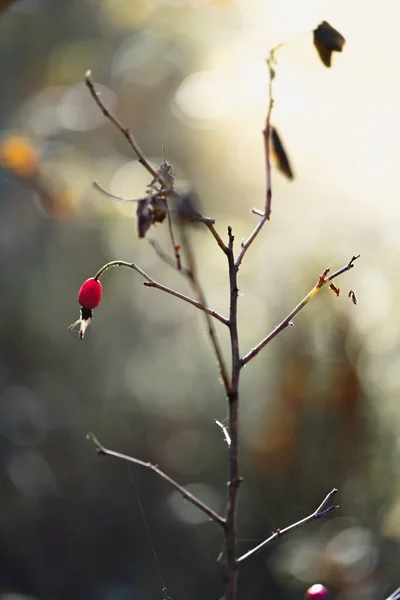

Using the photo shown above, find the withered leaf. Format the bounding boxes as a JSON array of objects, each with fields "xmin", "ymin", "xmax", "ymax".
[
  {"xmin": 313, "ymin": 21, "xmax": 346, "ymax": 67},
  {"xmin": 174, "ymin": 192, "xmax": 215, "ymax": 225},
  {"xmin": 329, "ymin": 282, "xmax": 340, "ymax": 297},
  {"xmin": 271, "ymin": 127, "xmax": 294, "ymax": 180},
  {"xmin": 136, "ymin": 199, "xmax": 152, "ymax": 239},
  {"xmin": 348, "ymin": 289, "xmax": 358, "ymax": 305},
  {"xmin": 136, "ymin": 195, "xmax": 167, "ymax": 239}
]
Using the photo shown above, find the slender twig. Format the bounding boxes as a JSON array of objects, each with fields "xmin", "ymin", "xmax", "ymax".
[
  {"xmin": 235, "ymin": 55, "xmax": 274, "ymax": 270},
  {"xmin": 144, "ymin": 280, "xmax": 229, "ymax": 326},
  {"xmin": 149, "ymin": 239, "xmax": 191, "ymax": 275},
  {"xmin": 215, "ymin": 420, "xmax": 231, "ymax": 446},
  {"xmin": 205, "ymin": 222, "xmax": 230, "ymax": 255},
  {"xmin": 86, "ymin": 433, "xmax": 226, "ymax": 527},
  {"xmin": 237, "ymin": 488, "xmax": 338, "ymax": 563},
  {"xmin": 235, "ymin": 214, "xmax": 268, "ymax": 270},
  {"xmin": 386, "ymin": 587, "xmax": 400, "ymax": 600},
  {"xmin": 166, "ymin": 206, "xmax": 182, "ymax": 270},
  {"xmin": 94, "ymin": 260, "xmax": 229, "ymax": 326},
  {"xmin": 94, "ymin": 260, "xmax": 152, "ymax": 283},
  {"xmin": 241, "ymin": 255, "xmax": 360, "ymax": 366},
  {"xmin": 93, "ymin": 181, "xmax": 140, "ymax": 203},
  {"xmin": 180, "ymin": 226, "xmax": 232, "ymax": 395},
  {"xmin": 263, "ymin": 56, "xmax": 274, "ymax": 221},
  {"xmin": 85, "ymin": 70, "xmax": 159, "ymax": 181}
]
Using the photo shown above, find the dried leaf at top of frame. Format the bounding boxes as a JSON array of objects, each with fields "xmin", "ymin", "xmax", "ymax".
[
  {"xmin": 313, "ymin": 21, "xmax": 346, "ymax": 68},
  {"xmin": 271, "ymin": 127, "xmax": 294, "ymax": 181}
]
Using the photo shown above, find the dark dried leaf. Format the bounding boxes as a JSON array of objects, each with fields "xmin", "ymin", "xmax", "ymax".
[
  {"xmin": 151, "ymin": 196, "xmax": 168, "ymax": 224},
  {"xmin": 136, "ymin": 195, "xmax": 167, "ymax": 238},
  {"xmin": 136, "ymin": 199, "xmax": 152, "ymax": 239},
  {"xmin": 174, "ymin": 192, "xmax": 215, "ymax": 224},
  {"xmin": 329, "ymin": 283, "xmax": 340, "ymax": 297},
  {"xmin": 271, "ymin": 127, "xmax": 294, "ymax": 180},
  {"xmin": 313, "ymin": 21, "xmax": 346, "ymax": 67}
]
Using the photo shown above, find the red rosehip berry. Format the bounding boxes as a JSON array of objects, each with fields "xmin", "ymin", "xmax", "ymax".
[
  {"xmin": 78, "ymin": 278, "xmax": 102, "ymax": 310},
  {"xmin": 305, "ymin": 584, "xmax": 328, "ymax": 600}
]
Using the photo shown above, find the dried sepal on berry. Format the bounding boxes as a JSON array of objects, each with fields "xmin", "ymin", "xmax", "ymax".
[{"xmin": 69, "ymin": 307, "xmax": 93, "ymax": 340}]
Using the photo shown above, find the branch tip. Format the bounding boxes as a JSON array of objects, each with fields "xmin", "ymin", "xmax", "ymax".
[
  {"xmin": 86, "ymin": 431, "xmax": 104, "ymax": 454},
  {"xmin": 237, "ymin": 488, "xmax": 338, "ymax": 563}
]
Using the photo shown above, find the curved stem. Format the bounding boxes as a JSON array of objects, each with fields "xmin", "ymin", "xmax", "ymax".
[
  {"xmin": 93, "ymin": 260, "xmax": 229, "ymax": 325},
  {"xmin": 94, "ymin": 260, "xmax": 152, "ymax": 282}
]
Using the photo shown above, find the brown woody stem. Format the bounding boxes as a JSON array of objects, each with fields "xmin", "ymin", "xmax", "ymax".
[{"xmin": 222, "ymin": 226, "xmax": 242, "ymax": 600}]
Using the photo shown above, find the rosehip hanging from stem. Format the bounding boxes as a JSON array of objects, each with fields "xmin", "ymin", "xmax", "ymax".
[{"xmin": 69, "ymin": 277, "xmax": 102, "ymax": 340}]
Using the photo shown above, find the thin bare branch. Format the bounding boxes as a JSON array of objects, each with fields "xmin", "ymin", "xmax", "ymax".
[
  {"xmin": 235, "ymin": 55, "xmax": 274, "ymax": 269},
  {"xmin": 180, "ymin": 225, "xmax": 232, "ymax": 395},
  {"xmin": 86, "ymin": 433, "xmax": 226, "ymax": 527},
  {"xmin": 149, "ymin": 239, "xmax": 190, "ymax": 274},
  {"xmin": 205, "ymin": 222, "xmax": 229, "ymax": 255},
  {"xmin": 144, "ymin": 280, "xmax": 229, "ymax": 326},
  {"xmin": 241, "ymin": 255, "xmax": 360, "ymax": 366},
  {"xmin": 237, "ymin": 488, "xmax": 338, "ymax": 563},
  {"xmin": 235, "ymin": 214, "xmax": 268, "ymax": 269},
  {"xmin": 94, "ymin": 260, "xmax": 229, "ymax": 325},
  {"xmin": 386, "ymin": 587, "xmax": 400, "ymax": 600},
  {"xmin": 166, "ymin": 206, "xmax": 182, "ymax": 270},
  {"xmin": 85, "ymin": 70, "xmax": 159, "ymax": 181},
  {"xmin": 93, "ymin": 181, "xmax": 140, "ymax": 203},
  {"xmin": 263, "ymin": 56, "xmax": 274, "ymax": 220}
]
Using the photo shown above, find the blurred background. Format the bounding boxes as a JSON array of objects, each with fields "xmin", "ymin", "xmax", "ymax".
[{"xmin": 0, "ymin": 1, "xmax": 399, "ymax": 599}]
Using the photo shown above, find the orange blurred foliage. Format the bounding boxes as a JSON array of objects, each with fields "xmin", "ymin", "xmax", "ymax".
[{"xmin": 0, "ymin": 135, "xmax": 39, "ymax": 178}]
